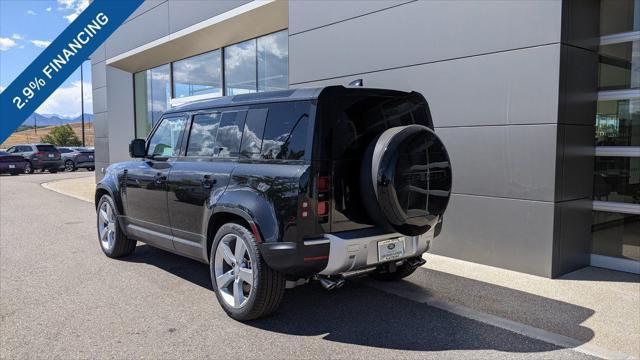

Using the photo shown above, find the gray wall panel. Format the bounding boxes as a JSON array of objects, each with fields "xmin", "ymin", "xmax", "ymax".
[
  {"xmin": 292, "ymin": 44, "xmax": 561, "ymax": 127},
  {"xmin": 556, "ymin": 124, "xmax": 595, "ymax": 201},
  {"xmin": 126, "ymin": 0, "xmax": 166, "ymax": 23},
  {"xmin": 93, "ymin": 112, "xmax": 107, "ymax": 139},
  {"xmin": 552, "ymin": 199, "xmax": 593, "ymax": 276},
  {"xmin": 105, "ymin": 67, "xmax": 135, "ymax": 163},
  {"xmin": 105, "ymin": 2, "xmax": 169, "ymax": 59},
  {"xmin": 92, "ymin": 87, "xmax": 107, "ymax": 114},
  {"xmin": 168, "ymin": 0, "xmax": 251, "ymax": 33},
  {"xmin": 438, "ymin": 125, "xmax": 558, "ymax": 201},
  {"xmin": 559, "ymin": 45, "xmax": 599, "ymax": 126},
  {"xmin": 289, "ymin": 0, "xmax": 562, "ymax": 84},
  {"xmin": 91, "ymin": 61, "xmax": 106, "ymax": 91},
  {"xmin": 432, "ymin": 194, "xmax": 555, "ymax": 277},
  {"xmin": 90, "ymin": 44, "xmax": 105, "ymax": 65},
  {"xmin": 289, "ymin": 0, "xmax": 413, "ymax": 35},
  {"xmin": 93, "ymin": 138, "xmax": 110, "ymax": 163}
]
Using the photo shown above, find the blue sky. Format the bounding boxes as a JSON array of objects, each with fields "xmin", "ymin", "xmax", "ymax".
[{"xmin": 0, "ymin": 0, "xmax": 92, "ymax": 117}]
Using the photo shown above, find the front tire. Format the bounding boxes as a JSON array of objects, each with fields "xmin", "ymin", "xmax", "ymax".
[
  {"xmin": 96, "ymin": 195, "xmax": 136, "ymax": 258},
  {"xmin": 210, "ymin": 222, "xmax": 285, "ymax": 321},
  {"xmin": 24, "ymin": 162, "xmax": 33, "ymax": 174},
  {"xmin": 48, "ymin": 168, "xmax": 58, "ymax": 174}
]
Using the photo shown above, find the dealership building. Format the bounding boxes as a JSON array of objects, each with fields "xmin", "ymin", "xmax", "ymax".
[{"xmin": 91, "ymin": 0, "xmax": 639, "ymax": 277}]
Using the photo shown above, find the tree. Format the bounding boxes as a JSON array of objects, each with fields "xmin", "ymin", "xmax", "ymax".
[{"xmin": 40, "ymin": 125, "xmax": 82, "ymax": 146}]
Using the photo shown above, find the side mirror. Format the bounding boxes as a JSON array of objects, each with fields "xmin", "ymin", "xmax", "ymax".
[{"xmin": 129, "ymin": 139, "xmax": 146, "ymax": 158}]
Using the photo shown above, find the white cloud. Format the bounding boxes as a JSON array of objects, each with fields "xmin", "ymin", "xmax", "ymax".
[
  {"xmin": 0, "ymin": 85, "xmax": 4, "ymax": 93},
  {"xmin": 46, "ymin": 6, "xmax": 52, "ymax": 12},
  {"xmin": 31, "ymin": 40, "xmax": 52, "ymax": 48},
  {"xmin": 11, "ymin": 34, "xmax": 23, "ymax": 40},
  {"xmin": 26, "ymin": 10, "xmax": 36, "ymax": 15},
  {"xmin": 60, "ymin": 0, "xmax": 89, "ymax": 22},
  {"xmin": 37, "ymin": 81, "xmax": 93, "ymax": 118},
  {"xmin": 0, "ymin": 37, "xmax": 17, "ymax": 51}
]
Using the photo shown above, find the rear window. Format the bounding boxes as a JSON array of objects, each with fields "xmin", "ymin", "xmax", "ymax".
[
  {"xmin": 259, "ymin": 102, "xmax": 310, "ymax": 160},
  {"xmin": 36, "ymin": 145, "xmax": 56, "ymax": 152}
]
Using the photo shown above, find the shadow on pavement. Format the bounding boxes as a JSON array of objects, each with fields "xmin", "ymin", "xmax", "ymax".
[
  {"xmin": 559, "ymin": 266, "xmax": 640, "ymax": 283},
  {"xmin": 122, "ymin": 244, "xmax": 595, "ymax": 354}
]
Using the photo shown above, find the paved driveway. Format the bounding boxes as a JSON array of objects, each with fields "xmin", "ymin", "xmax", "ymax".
[{"xmin": 0, "ymin": 172, "xmax": 597, "ymax": 359}]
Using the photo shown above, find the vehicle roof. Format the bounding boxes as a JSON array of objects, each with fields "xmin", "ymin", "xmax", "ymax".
[
  {"xmin": 165, "ymin": 85, "xmax": 415, "ymax": 114},
  {"xmin": 13, "ymin": 143, "xmax": 55, "ymax": 146}
]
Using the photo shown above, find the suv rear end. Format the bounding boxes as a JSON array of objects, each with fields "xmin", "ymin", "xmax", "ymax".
[{"xmin": 30, "ymin": 144, "xmax": 62, "ymax": 173}]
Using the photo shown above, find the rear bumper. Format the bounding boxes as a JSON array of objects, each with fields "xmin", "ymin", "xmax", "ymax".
[
  {"xmin": 32, "ymin": 159, "xmax": 63, "ymax": 169},
  {"xmin": 260, "ymin": 227, "xmax": 432, "ymax": 277},
  {"xmin": 318, "ymin": 228, "xmax": 432, "ymax": 275},
  {"xmin": 0, "ymin": 162, "xmax": 26, "ymax": 173},
  {"xmin": 74, "ymin": 160, "xmax": 95, "ymax": 168}
]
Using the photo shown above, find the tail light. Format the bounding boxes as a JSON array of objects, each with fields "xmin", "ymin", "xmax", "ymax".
[
  {"xmin": 33, "ymin": 151, "xmax": 44, "ymax": 158},
  {"xmin": 299, "ymin": 173, "xmax": 331, "ymax": 220}
]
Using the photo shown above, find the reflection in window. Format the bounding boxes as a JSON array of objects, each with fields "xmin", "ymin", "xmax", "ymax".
[
  {"xmin": 599, "ymin": 41, "xmax": 640, "ymax": 91},
  {"xmin": 147, "ymin": 117, "xmax": 187, "ymax": 157},
  {"xmin": 187, "ymin": 113, "xmax": 221, "ymax": 156},
  {"xmin": 600, "ymin": 0, "xmax": 639, "ymax": 36},
  {"xmin": 134, "ymin": 64, "xmax": 171, "ymax": 138},
  {"xmin": 594, "ymin": 156, "xmax": 640, "ymax": 204},
  {"xmin": 596, "ymin": 99, "xmax": 640, "ymax": 146},
  {"xmin": 592, "ymin": 211, "xmax": 640, "ymax": 261},
  {"xmin": 240, "ymin": 109, "xmax": 268, "ymax": 158},
  {"xmin": 261, "ymin": 102, "xmax": 309, "ymax": 160},
  {"xmin": 258, "ymin": 30, "xmax": 289, "ymax": 92},
  {"xmin": 173, "ymin": 50, "xmax": 222, "ymax": 98},
  {"xmin": 213, "ymin": 111, "xmax": 246, "ymax": 158},
  {"xmin": 225, "ymin": 39, "xmax": 257, "ymax": 95}
]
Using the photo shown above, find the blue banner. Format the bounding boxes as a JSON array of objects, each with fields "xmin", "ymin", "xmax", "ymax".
[{"xmin": 0, "ymin": 0, "xmax": 144, "ymax": 143}]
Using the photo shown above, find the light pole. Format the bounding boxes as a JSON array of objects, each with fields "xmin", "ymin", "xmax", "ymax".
[{"xmin": 80, "ymin": 60, "xmax": 85, "ymax": 147}]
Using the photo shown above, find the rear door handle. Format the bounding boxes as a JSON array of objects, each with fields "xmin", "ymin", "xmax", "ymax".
[{"xmin": 201, "ymin": 175, "xmax": 216, "ymax": 189}]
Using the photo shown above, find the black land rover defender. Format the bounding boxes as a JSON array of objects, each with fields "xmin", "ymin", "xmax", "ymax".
[{"xmin": 95, "ymin": 86, "xmax": 452, "ymax": 321}]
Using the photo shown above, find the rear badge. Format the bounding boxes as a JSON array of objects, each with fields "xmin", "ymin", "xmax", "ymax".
[{"xmin": 387, "ymin": 243, "xmax": 396, "ymax": 250}]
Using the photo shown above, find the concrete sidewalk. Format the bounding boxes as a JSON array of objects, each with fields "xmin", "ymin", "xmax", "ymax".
[{"xmin": 42, "ymin": 175, "xmax": 640, "ymax": 359}]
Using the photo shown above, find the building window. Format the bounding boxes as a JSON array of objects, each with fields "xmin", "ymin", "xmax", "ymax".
[
  {"xmin": 134, "ymin": 64, "xmax": 171, "ymax": 138},
  {"xmin": 224, "ymin": 39, "xmax": 257, "ymax": 95},
  {"xmin": 591, "ymin": 0, "xmax": 640, "ymax": 272},
  {"xmin": 133, "ymin": 30, "xmax": 289, "ymax": 137},
  {"xmin": 173, "ymin": 50, "xmax": 222, "ymax": 99},
  {"xmin": 258, "ymin": 30, "xmax": 289, "ymax": 92}
]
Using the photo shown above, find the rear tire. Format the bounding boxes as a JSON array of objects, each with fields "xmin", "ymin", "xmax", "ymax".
[
  {"xmin": 48, "ymin": 168, "xmax": 58, "ymax": 174},
  {"xmin": 64, "ymin": 160, "xmax": 76, "ymax": 172},
  {"xmin": 369, "ymin": 262, "xmax": 418, "ymax": 281},
  {"xmin": 210, "ymin": 222, "xmax": 285, "ymax": 321},
  {"xmin": 87, "ymin": 167, "xmax": 95, "ymax": 172},
  {"xmin": 96, "ymin": 195, "xmax": 136, "ymax": 258},
  {"xmin": 24, "ymin": 162, "xmax": 33, "ymax": 174},
  {"xmin": 10, "ymin": 171, "xmax": 20, "ymax": 176}
]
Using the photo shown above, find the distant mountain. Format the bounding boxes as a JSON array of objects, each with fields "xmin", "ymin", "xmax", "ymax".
[{"xmin": 22, "ymin": 113, "xmax": 94, "ymax": 127}]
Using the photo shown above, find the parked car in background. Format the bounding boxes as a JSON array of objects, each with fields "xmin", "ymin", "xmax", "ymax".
[
  {"xmin": 58, "ymin": 147, "xmax": 95, "ymax": 172},
  {"xmin": 0, "ymin": 151, "xmax": 27, "ymax": 175},
  {"xmin": 5, "ymin": 144, "xmax": 62, "ymax": 174}
]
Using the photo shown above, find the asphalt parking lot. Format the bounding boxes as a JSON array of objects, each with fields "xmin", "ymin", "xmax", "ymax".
[{"xmin": 0, "ymin": 172, "xmax": 599, "ymax": 359}]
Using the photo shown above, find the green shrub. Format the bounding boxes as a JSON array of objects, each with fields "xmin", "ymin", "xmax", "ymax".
[{"xmin": 40, "ymin": 125, "xmax": 82, "ymax": 146}]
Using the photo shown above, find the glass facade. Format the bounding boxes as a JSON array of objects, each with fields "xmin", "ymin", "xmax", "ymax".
[
  {"xmin": 134, "ymin": 64, "xmax": 171, "ymax": 138},
  {"xmin": 173, "ymin": 50, "xmax": 222, "ymax": 98},
  {"xmin": 134, "ymin": 30, "xmax": 288, "ymax": 138},
  {"xmin": 592, "ymin": 0, "xmax": 640, "ymax": 271}
]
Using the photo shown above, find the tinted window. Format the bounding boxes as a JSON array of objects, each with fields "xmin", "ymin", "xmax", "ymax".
[
  {"xmin": 213, "ymin": 111, "xmax": 246, "ymax": 158},
  {"xmin": 261, "ymin": 102, "xmax": 310, "ymax": 160},
  {"xmin": 147, "ymin": 117, "xmax": 187, "ymax": 157},
  {"xmin": 240, "ymin": 109, "xmax": 267, "ymax": 159},
  {"xmin": 58, "ymin": 148, "xmax": 72, "ymax": 153},
  {"xmin": 19, "ymin": 146, "xmax": 32, "ymax": 152},
  {"xmin": 36, "ymin": 145, "xmax": 56, "ymax": 152},
  {"xmin": 187, "ymin": 113, "xmax": 221, "ymax": 156}
]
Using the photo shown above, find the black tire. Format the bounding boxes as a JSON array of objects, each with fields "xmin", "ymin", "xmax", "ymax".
[
  {"xmin": 369, "ymin": 263, "xmax": 418, "ymax": 281},
  {"xmin": 96, "ymin": 194, "xmax": 136, "ymax": 258},
  {"xmin": 87, "ymin": 167, "xmax": 95, "ymax": 172},
  {"xmin": 10, "ymin": 171, "xmax": 20, "ymax": 176},
  {"xmin": 24, "ymin": 161, "xmax": 33, "ymax": 174},
  {"xmin": 64, "ymin": 160, "xmax": 76, "ymax": 172},
  {"xmin": 210, "ymin": 222, "xmax": 285, "ymax": 321},
  {"xmin": 48, "ymin": 168, "xmax": 58, "ymax": 173}
]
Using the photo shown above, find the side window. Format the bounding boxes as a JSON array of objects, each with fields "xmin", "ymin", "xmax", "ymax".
[
  {"xmin": 261, "ymin": 102, "xmax": 310, "ymax": 160},
  {"xmin": 146, "ymin": 116, "xmax": 187, "ymax": 158},
  {"xmin": 6, "ymin": 147, "xmax": 16, "ymax": 153},
  {"xmin": 240, "ymin": 108, "xmax": 268, "ymax": 159},
  {"xmin": 20, "ymin": 146, "xmax": 31, "ymax": 152},
  {"xmin": 213, "ymin": 111, "xmax": 246, "ymax": 158},
  {"xmin": 186, "ymin": 113, "xmax": 221, "ymax": 157}
]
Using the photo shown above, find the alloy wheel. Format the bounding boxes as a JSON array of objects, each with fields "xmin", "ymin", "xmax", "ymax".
[
  {"xmin": 214, "ymin": 234, "xmax": 254, "ymax": 309},
  {"xmin": 65, "ymin": 161, "xmax": 74, "ymax": 172},
  {"xmin": 24, "ymin": 163, "xmax": 32, "ymax": 174},
  {"xmin": 98, "ymin": 201, "xmax": 117, "ymax": 251}
]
